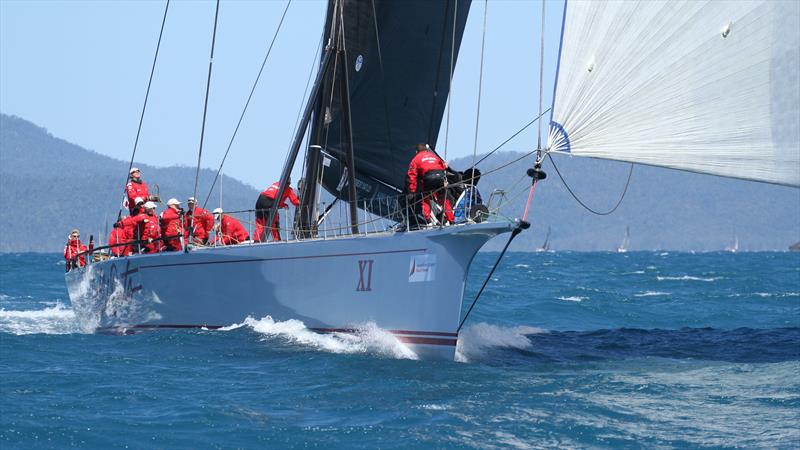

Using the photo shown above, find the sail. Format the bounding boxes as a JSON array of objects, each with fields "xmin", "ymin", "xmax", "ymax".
[
  {"xmin": 316, "ymin": 0, "xmax": 472, "ymax": 210},
  {"xmin": 548, "ymin": 0, "xmax": 800, "ymax": 187}
]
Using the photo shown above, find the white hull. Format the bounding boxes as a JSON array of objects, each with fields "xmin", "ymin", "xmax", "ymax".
[{"xmin": 65, "ymin": 221, "xmax": 514, "ymax": 360}]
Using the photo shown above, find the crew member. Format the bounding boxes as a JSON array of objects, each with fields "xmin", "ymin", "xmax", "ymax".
[
  {"xmin": 185, "ymin": 197, "xmax": 213, "ymax": 245},
  {"xmin": 140, "ymin": 201, "xmax": 162, "ymax": 253},
  {"xmin": 63, "ymin": 229, "xmax": 88, "ymax": 271},
  {"xmin": 122, "ymin": 210, "xmax": 148, "ymax": 254},
  {"xmin": 130, "ymin": 197, "xmax": 145, "ymax": 216},
  {"xmin": 255, "ymin": 177, "xmax": 300, "ymax": 242},
  {"xmin": 407, "ymin": 143, "xmax": 455, "ymax": 225},
  {"xmin": 213, "ymin": 208, "xmax": 249, "ymax": 245},
  {"xmin": 454, "ymin": 167, "xmax": 484, "ymax": 223},
  {"xmin": 125, "ymin": 167, "xmax": 160, "ymax": 214},
  {"xmin": 108, "ymin": 219, "xmax": 129, "ymax": 257},
  {"xmin": 160, "ymin": 198, "xmax": 185, "ymax": 252}
]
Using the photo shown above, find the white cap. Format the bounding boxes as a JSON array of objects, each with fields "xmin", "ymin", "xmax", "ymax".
[
  {"xmin": 167, "ymin": 198, "xmax": 181, "ymax": 206},
  {"xmin": 212, "ymin": 208, "xmax": 223, "ymax": 214},
  {"xmin": 129, "ymin": 167, "xmax": 141, "ymax": 174},
  {"xmin": 144, "ymin": 201, "xmax": 157, "ymax": 209},
  {"xmin": 134, "ymin": 197, "xmax": 144, "ymax": 205},
  {"xmin": 187, "ymin": 197, "xmax": 197, "ymax": 203}
]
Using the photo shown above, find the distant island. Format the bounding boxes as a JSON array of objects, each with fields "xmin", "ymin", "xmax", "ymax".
[{"xmin": 1, "ymin": 113, "xmax": 799, "ymax": 252}]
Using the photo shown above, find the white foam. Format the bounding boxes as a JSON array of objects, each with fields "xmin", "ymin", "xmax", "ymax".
[
  {"xmin": 557, "ymin": 296, "xmax": 588, "ymax": 302},
  {"xmin": 455, "ymin": 322, "xmax": 545, "ymax": 362},
  {"xmin": 0, "ymin": 304, "xmax": 82, "ymax": 335},
  {"xmin": 634, "ymin": 291, "xmax": 671, "ymax": 297},
  {"xmin": 514, "ymin": 264, "xmax": 530, "ymax": 269},
  {"xmin": 222, "ymin": 316, "xmax": 418, "ymax": 360},
  {"xmin": 656, "ymin": 275, "xmax": 722, "ymax": 282}
]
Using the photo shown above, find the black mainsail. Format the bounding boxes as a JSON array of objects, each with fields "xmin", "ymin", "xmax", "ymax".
[{"xmin": 298, "ymin": 0, "xmax": 472, "ymax": 231}]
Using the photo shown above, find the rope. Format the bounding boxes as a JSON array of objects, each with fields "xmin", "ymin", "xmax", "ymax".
[
  {"xmin": 192, "ymin": 0, "xmax": 221, "ymax": 207},
  {"xmin": 120, "ymin": 0, "xmax": 169, "ymax": 215},
  {"xmin": 547, "ymin": 153, "xmax": 634, "ymax": 216},
  {"xmin": 201, "ymin": 0, "xmax": 292, "ymax": 209},
  {"xmin": 471, "ymin": 0, "xmax": 488, "ymax": 170}
]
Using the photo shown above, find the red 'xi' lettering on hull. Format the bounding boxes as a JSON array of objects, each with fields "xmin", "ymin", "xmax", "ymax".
[{"xmin": 356, "ymin": 259, "xmax": 374, "ymax": 292}]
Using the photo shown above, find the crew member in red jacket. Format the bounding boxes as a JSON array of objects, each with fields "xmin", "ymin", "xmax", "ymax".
[
  {"xmin": 160, "ymin": 198, "xmax": 185, "ymax": 251},
  {"xmin": 255, "ymin": 177, "xmax": 300, "ymax": 242},
  {"xmin": 213, "ymin": 208, "xmax": 249, "ymax": 245},
  {"xmin": 407, "ymin": 143, "xmax": 454, "ymax": 225},
  {"xmin": 63, "ymin": 229, "xmax": 88, "ymax": 271},
  {"xmin": 185, "ymin": 197, "xmax": 213, "ymax": 245},
  {"xmin": 121, "ymin": 211, "xmax": 147, "ymax": 254},
  {"xmin": 108, "ymin": 219, "xmax": 130, "ymax": 257},
  {"xmin": 125, "ymin": 167, "xmax": 160, "ymax": 214},
  {"xmin": 140, "ymin": 202, "xmax": 162, "ymax": 253}
]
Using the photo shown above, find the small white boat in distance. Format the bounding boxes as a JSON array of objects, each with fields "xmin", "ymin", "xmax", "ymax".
[{"xmin": 617, "ymin": 226, "xmax": 630, "ymax": 253}]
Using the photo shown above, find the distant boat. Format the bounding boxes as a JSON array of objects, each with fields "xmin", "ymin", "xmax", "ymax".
[
  {"xmin": 617, "ymin": 226, "xmax": 630, "ymax": 253},
  {"xmin": 790, "ymin": 242, "xmax": 800, "ymax": 252},
  {"xmin": 536, "ymin": 226, "xmax": 551, "ymax": 252},
  {"xmin": 725, "ymin": 234, "xmax": 739, "ymax": 253}
]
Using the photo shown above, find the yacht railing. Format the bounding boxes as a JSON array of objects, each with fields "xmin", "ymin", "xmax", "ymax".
[{"xmin": 66, "ymin": 183, "xmax": 514, "ymax": 271}]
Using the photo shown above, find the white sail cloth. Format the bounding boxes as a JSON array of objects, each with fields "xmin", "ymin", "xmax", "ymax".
[{"xmin": 548, "ymin": 0, "xmax": 800, "ymax": 187}]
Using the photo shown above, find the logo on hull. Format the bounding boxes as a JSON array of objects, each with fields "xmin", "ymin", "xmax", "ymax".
[{"xmin": 409, "ymin": 254, "xmax": 436, "ymax": 282}]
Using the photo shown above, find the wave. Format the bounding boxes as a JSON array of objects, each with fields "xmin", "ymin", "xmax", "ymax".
[
  {"xmin": 0, "ymin": 304, "xmax": 82, "ymax": 335},
  {"xmin": 219, "ymin": 316, "xmax": 418, "ymax": 360},
  {"xmin": 634, "ymin": 291, "xmax": 671, "ymax": 297},
  {"xmin": 557, "ymin": 296, "xmax": 588, "ymax": 302},
  {"xmin": 656, "ymin": 275, "xmax": 722, "ymax": 282},
  {"xmin": 456, "ymin": 322, "xmax": 546, "ymax": 362}
]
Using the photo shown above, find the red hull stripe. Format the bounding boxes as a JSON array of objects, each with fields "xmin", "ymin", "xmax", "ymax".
[{"xmin": 312, "ymin": 327, "xmax": 457, "ymax": 337}]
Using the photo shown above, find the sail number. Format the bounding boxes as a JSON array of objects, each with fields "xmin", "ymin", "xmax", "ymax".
[{"xmin": 356, "ymin": 259, "xmax": 374, "ymax": 292}]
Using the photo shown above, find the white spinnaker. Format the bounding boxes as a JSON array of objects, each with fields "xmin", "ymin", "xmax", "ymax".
[{"xmin": 548, "ymin": 0, "xmax": 800, "ymax": 187}]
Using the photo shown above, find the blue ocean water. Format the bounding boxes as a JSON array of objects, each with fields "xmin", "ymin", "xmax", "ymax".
[{"xmin": 1, "ymin": 251, "xmax": 798, "ymax": 449}]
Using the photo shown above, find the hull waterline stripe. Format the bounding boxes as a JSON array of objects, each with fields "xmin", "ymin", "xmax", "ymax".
[
  {"xmin": 312, "ymin": 327, "xmax": 457, "ymax": 337},
  {"xmin": 137, "ymin": 248, "xmax": 427, "ymax": 270},
  {"xmin": 97, "ymin": 324, "xmax": 457, "ymax": 345}
]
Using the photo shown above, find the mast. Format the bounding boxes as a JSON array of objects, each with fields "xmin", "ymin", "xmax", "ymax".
[{"xmin": 264, "ymin": 45, "xmax": 334, "ymax": 239}]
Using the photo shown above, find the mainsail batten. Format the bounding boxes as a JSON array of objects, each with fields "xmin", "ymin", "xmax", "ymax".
[{"xmin": 549, "ymin": 0, "xmax": 800, "ymax": 187}]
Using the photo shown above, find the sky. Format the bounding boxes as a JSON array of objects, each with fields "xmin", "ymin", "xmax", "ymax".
[{"xmin": 0, "ymin": 0, "xmax": 564, "ymax": 189}]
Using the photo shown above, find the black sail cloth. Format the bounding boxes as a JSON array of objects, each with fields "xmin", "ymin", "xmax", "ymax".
[{"xmin": 310, "ymin": 0, "xmax": 472, "ymax": 220}]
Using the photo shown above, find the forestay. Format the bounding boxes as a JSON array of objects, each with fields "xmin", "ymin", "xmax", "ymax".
[{"xmin": 548, "ymin": 0, "xmax": 800, "ymax": 187}]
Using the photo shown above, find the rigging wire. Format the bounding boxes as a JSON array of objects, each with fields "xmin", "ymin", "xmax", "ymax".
[
  {"xmin": 120, "ymin": 0, "xmax": 170, "ymax": 214},
  {"xmin": 369, "ymin": 0, "xmax": 399, "ymax": 188},
  {"xmin": 472, "ymin": 108, "xmax": 550, "ymax": 168},
  {"xmin": 192, "ymin": 0, "xmax": 221, "ymax": 208},
  {"xmin": 457, "ymin": 221, "xmax": 526, "ymax": 333},
  {"xmin": 444, "ymin": 0, "xmax": 458, "ymax": 159},
  {"xmin": 547, "ymin": 153, "xmax": 634, "ymax": 216},
  {"xmin": 201, "ymin": 0, "xmax": 293, "ymax": 209},
  {"xmin": 536, "ymin": 0, "xmax": 545, "ymax": 154},
  {"xmin": 471, "ymin": 0, "xmax": 488, "ymax": 170}
]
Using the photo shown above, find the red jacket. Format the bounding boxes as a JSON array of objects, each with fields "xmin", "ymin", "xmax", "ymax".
[
  {"xmin": 140, "ymin": 213, "xmax": 162, "ymax": 253},
  {"xmin": 64, "ymin": 238, "xmax": 88, "ymax": 268},
  {"xmin": 160, "ymin": 207, "xmax": 184, "ymax": 250},
  {"xmin": 216, "ymin": 215, "xmax": 249, "ymax": 245},
  {"xmin": 261, "ymin": 182, "xmax": 300, "ymax": 208},
  {"xmin": 407, "ymin": 150, "xmax": 447, "ymax": 193},
  {"xmin": 125, "ymin": 179, "xmax": 150, "ymax": 209},
  {"xmin": 108, "ymin": 227, "xmax": 129, "ymax": 256},
  {"xmin": 185, "ymin": 206, "xmax": 213, "ymax": 241}
]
